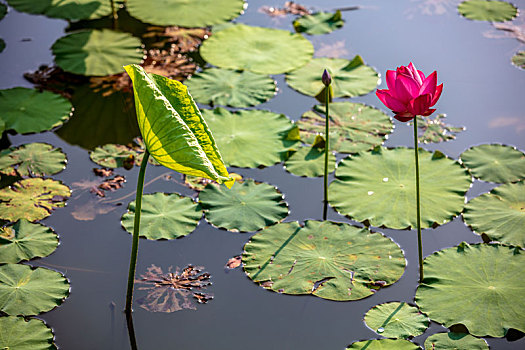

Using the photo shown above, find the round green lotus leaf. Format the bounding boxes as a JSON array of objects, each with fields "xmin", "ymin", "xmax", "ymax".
[
  {"xmin": 512, "ymin": 51, "xmax": 525, "ymax": 70},
  {"xmin": 293, "ymin": 10, "xmax": 344, "ymax": 35},
  {"xmin": 0, "ymin": 178, "xmax": 71, "ymax": 222},
  {"xmin": 0, "ymin": 220, "xmax": 59, "ymax": 264},
  {"xmin": 0, "ymin": 88, "xmax": 72, "ymax": 134},
  {"xmin": 0, "ymin": 3, "xmax": 7, "ymax": 20},
  {"xmin": 201, "ymin": 108, "xmax": 297, "ymax": 168},
  {"xmin": 329, "ymin": 147, "xmax": 472, "ymax": 229},
  {"xmin": 52, "ymin": 29, "xmax": 144, "ymax": 76},
  {"xmin": 298, "ymin": 102, "xmax": 393, "ymax": 154},
  {"xmin": 243, "ymin": 220, "xmax": 406, "ymax": 301},
  {"xmin": 0, "ymin": 143, "xmax": 67, "ymax": 177},
  {"xmin": 284, "ymin": 146, "xmax": 336, "ymax": 177},
  {"xmin": 126, "ymin": 0, "xmax": 245, "ymax": 27},
  {"xmin": 90, "ymin": 144, "xmax": 136, "ymax": 168},
  {"xmin": 0, "ymin": 264, "xmax": 70, "ymax": 316},
  {"xmin": 463, "ymin": 181, "xmax": 525, "ymax": 247},
  {"xmin": 200, "ymin": 24, "xmax": 314, "ymax": 75},
  {"xmin": 424, "ymin": 332, "xmax": 489, "ymax": 350},
  {"xmin": 346, "ymin": 339, "xmax": 421, "ymax": 349},
  {"xmin": 364, "ymin": 302, "xmax": 429, "ymax": 339},
  {"xmin": 286, "ymin": 56, "xmax": 379, "ymax": 98},
  {"xmin": 416, "ymin": 243, "xmax": 525, "ymax": 337},
  {"xmin": 121, "ymin": 192, "xmax": 202, "ymax": 240},
  {"xmin": 458, "ymin": 0, "xmax": 517, "ymax": 22},
  {"xmin": 199, "ymin": 179, "xmax": 288, "ymax": 232},
  {"xmin": 185, "ymin": 68, "xmax": 277, "ymax": 108},
  {"xmin": 6, "ymin": 0, "xmax": 111, "ymax": 20},
  {"xmin": 0, "ymin": 316, "xmax": 57, "ymax": 350},
  {"xmin": 460, "ymin": 144, "xmax": 525, "ymax": 183}
]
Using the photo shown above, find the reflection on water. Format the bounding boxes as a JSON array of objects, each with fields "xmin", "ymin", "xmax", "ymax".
[
  {"xmin": 488, "ymin": 116, "xmax": 525, "ymax": 133},
  {"xmin": 405, "ymin": 0, "xmax": 459, "ymax": 19}
]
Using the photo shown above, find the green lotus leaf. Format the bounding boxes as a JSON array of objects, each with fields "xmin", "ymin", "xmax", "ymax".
[
  {"xmin": 286, "ymin": 56, "xmax": 379, "ymax": 98},
  {"xmin": 284, "ymin": 145, "xmax": 336, "ymax": 177},
  {"xmin": 0, "ymin": 316, "xmax": 57, "ymax": 350},
  {"xmin": 52, "ymin": 30, "xmax": 143, "ymax": 76},
  {"xmin": 298, "ymin": 102, "xmax": 393, "ymax": 154},
  {"xmin": 121, "ymin": 192, "xmax": 202, "ymax": 240},
  {"xmin": 185, "ymin": 68, "xmax": 277, "ymax": 108},
  {"xmin": 415, "ymin": 243, "xmax": 525, "ymax": 337},
  {"xmin": 124, "ymin": 64, "xmax": 232, "ymax": 186},
  {"xmin": 293, "ymin": 10, "xmax": 344, "ymax": 35},
  {"xmin": 346, "ymin": 339, "xmax": 421, "ymax": 349},
  {"xmin": 243, "ymin": 220, "xmax": 406, "ymax": 301},
  {"xmin": 0, "ymin": 3, "xmax": 6, "ymax": 20},
  {"xmin": 512, "ymin": 51, "xmax": 525, "ymax": 69},
  {"xmin": 126, "ymin": 0, "xmax": 245, "ymax": 27},
  {"xmin": 0, "ymin": 264, "xmax": 70, "ymax": 315},
  {"xmin": 458, "ymin": 0, "xmax": 517, "ymax": 22},
  {"xmin": 409, "ymin": 114, "xmax": 465, "ymax": 144},
  {"xmin": 199, "ymin": 179, "xmax": 289, "ymax": 232},
  {"xmin": 6, "ymin": 0, "xmax": 111, "ymax": 20},
  {"xmin": 364, "ymin": 302, "xmax": 429, "ymax": 339},
  {"xmin": 200, "ymin": 24, "xmax": 314, "ymax": 75},
  {"xmin": 0, "ymin": 220, "xmax": 59, "ymax": 263},
  {"xmin": 201, "ymin": 107, "xmax": 298, "ymax": 168},
  {"xmin": 0, "ymin": 143, "xmax": 67, "ymax": 177},
  {"xmin": 463, "ymin": 181, "xmax": 525, "ymax": 247},
  {"xmin": 329, "ymin": 147, "xmax": 472, "ymax": 229},
  {"xmin": 459, "ymin": 144, "xmax": 525, "ymax": 183},
  {"xmin": 89, "ymin": 144, "xmax": 136, "ymax": 169},
  {"xmin": 0, "ymin": 87, "xmax": 72, "ymax": 134},
  {"xmin": 424, "ymin": 332, "xmax": 489, "ymax": 350},
  {"xmin": 0, "ymin": 38, "xmax": 5, "ymax": 53},
  {"xmin": 0, "ymin": 178, "xmax": 71, "ymax": 222}
]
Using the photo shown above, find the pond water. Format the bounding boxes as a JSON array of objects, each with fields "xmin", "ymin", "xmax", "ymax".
[{"xmin": 0, "ymin": 0, "xmax": 524, "ymax": 349}]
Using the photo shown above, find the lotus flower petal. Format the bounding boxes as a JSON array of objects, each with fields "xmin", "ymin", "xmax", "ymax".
[
  {"xmin": 431, "ymin": 83, "xmax": 443, "ymax": 106},
  {"xmin": 376, "ymin": 90, "xmax": 407, "ymax": 113},
  {"xmin": 420, "ymin": 71, "xmax": 437, "ymax": 96},
  {"xmin": 409, "ymin": 94, "xmax": 432, "ymax": 116}
]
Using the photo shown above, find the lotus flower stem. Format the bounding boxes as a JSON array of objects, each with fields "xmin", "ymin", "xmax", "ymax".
[
  {"xmin": 322, "ymin": 69, "xmax": 331, "ymax": 221},
  {"xmin": 413, "ymin": 117, "xmax": 424, "ymax": 282},
  {"xmin": 125, "ymin": 150, "xmax": 150, "ymax": 317}
]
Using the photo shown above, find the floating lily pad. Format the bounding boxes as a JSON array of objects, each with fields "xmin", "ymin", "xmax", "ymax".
[
  {"xmin": 0, "ymin": 38, "xmax": 5, "ymax": 53},
  {"xmin": 460, "ymin": 144, "xmax": 525, "ymax": 183},
  {"xmin": 0, "ymin": 220, "xmax": 59, "ymax": 263},
  {"xmin": 185, "ymin": 68, "xmax": 277, "ymax": 108},
  {"xmin": 409, "ymin": 114, "xmax": 465, "ymax": 144},
  {"xmin": 424, "ymin": 332, "xmax": 489, "ymax": 350},
  {"xmin": 0, "ymin": 87, "xmax": 72, "ymax": 134},
  {"xmin": 346, "ymin": 339, "xmax": 421, "ymax": 349},
  {"xmin": 126, "ymin": 0, "xmax": 245, "ymax": 27},
  {"xmin": 0, "ymin": 316, "xmax": 57, "ymax": 350},
  {"xmin": 201, "ymin": 108, "xmax": 298, "ymax": 168},
  {"xmin": 512, "ymin": 51, "xmax": 525, "ymax": 69},
  {"xmin": 329, "ymin": 147, "xmax": 472, "ymax": 229},
  {"xmin": 0, "ymin": 263, "xmax": 70, "ymax": 315},
  {"xmin": 90, "ymin": 144, "xmax": 135, "ymax": 169},
  {"xmin": 298, "ymin": 102, "xmax": 393, "ymax": 154},
  {"xmin": 121, "ymin": 192, "xmax": 202, "ymax": 240},
  {"xmin": 6, "ymin": 0, "xmax": 111, "ymax": 20},
  {"xmin": 415, "ymin": 243, "xmax": 525, "ymax": 337},
  {"xmin": 364, "ymin": 302, "xmax": 429, "ymax": 339},
  {"xmin": 286, "ymin": 56, "xmax": 379, "ymax": 98},
  {"xmin": 199, "ymin": 179, "xmax": 288, "ymax": 232},
  {"xmin": 0, "ymin": 143, "xmax": 67, "ymax": 177},
  {"xmin": 52, "ymin": 29, "xmax": 143, "ymax": 76},
  {"xmin": 463, "ymin": 181, "xmax": 525, "ymax": 247},
  {"xmin": 200, "ymin": 24, "xmax": 314, "ymax": 75},
  {"xmin": 458, "ymin": 0, "xmax": 517, "ymax": 22},
  {"xmin": 0, "ymin": 178, "xmax": 71, "ymax": 222},
  {"xmin": 293, "ymin": 10, "xmax": 344, "ymax": 35},
  {"xmin": 284, "ymin": 145, "xmax": 336, "ymax": 177},
  {"xmin": 243, "ymin": 220, "xmax": 406, "ymax": 301}
]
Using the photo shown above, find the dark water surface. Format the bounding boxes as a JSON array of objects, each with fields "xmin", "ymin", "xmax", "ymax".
[{"xmin": 1, "ymin": 0, "xmax": 524, "ymax": 349}]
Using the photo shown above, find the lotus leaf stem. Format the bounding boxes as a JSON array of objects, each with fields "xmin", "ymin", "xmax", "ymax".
[{"xmin": 323, "ymin": 86, "xmax": 330, "ymax": 221}]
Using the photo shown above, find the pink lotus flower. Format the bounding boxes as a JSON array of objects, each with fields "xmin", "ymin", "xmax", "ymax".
[{"xmin": 376, "ymin": 63, "xmax": 443, "ymax": 122}]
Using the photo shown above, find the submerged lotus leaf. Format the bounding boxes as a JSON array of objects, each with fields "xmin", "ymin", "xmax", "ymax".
[
  {"xmin": 346, "ymin": 339, "xmax": 421, "ymax": 349},
  {"xmin": 0, "ymin": 264, "xmax": 70, "ymax": 315},
  {"xmin": 458, "ymin": 0, "xmax": 517, "ymax": 22},
  {"xmin": 329, "ymin": 147, "xmax": 472, "ymax": 229},
  {"xmin": 463, "ymin": 181, "xmax": 525, "ymax": 247},
  {"xmin": 460, "ymin": 144, "xmax": 525, "ymax": 183},
  {"xmin": 0, "ymin": 87, "xmax": 72, "ymax": 134},
  {"xmin": 284, "ymin": 145, "xmax": 336, "ymax": 177},
  {"xmin": 52, "ymin": 30, "xmax": 143, "ymax": 76},
  {"xmin": 286, "ymin": 56, "xmax": 379, "ymax": 98},
  {"xmin": 0, "ymin": 220, "xmax": 59, "ymax": 263},
  {"xmin": 298, "ymin": 102, "xmax": 393, "ymax": 154},
  {"xmin": 512, "ymin": 51, "xmax": 525, "ymax": 69},
  {"xmin": 201, "ymin": 108, "xmax": 298, "ymax": 168},
  {"xmin": 424, "ymin": 332, "xmax": 489, "ymax": 350},
  {"xmin": 415, "ymin": 243, "xmax": 525, "ymax": 337},
  {"xmin": 409, "ymin": 114, "xmax": 465, "ymax": 144},
  {"xmin": 200, "ymin": 24, "xmax": 314, "ymax": 75},
  {"xmin": 0, "ymin": 143, "xmax": 67, "ymax": 177},
  {"xmin": 126, "ymin": 0, "xmax": 245, "ymax": 27},
  {"xmin": 364, "ymin": 302, "xmax": 429, "ymax": 339},
  {"xmin": 185, "ymin": 68, "xmax": 277, "ymax": 108},
  {"xmin": 0, "ymin": 178, "xmax": 71, "ymax": 222},
  {"xmin": 89, "ymin": 144, "xmax": 135, "ymax": 169},
  {"xmin": 0, "ymin": 316, "xmax": 57, "ymax": 350},
  {"xmin": 243, "ymin": 220, "xmax": 406, "ymax": 301},
  {"xmin": 199, "ymin": 179, "xmax": 289, "ymax": 232},
  {"xmin": 121, "ymin": 192, "xmax": 202, "ymax": 240},
  {"xmin": 6, "ymin": 0, "xmax": 111, "ymax": 20},
  {"xmin": 293, "ymin": 10, "xmax": 344, "ymax": 35}
]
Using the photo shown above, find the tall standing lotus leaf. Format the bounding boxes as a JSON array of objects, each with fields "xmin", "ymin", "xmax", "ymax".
[
  {"xmin": 0, "ymin": 143, "xmax": 67, "ymax": 177},
  {"xmin": 364, "ymin": 302, "xmax": 429, "ymax": 339},
  {"xmin": 6, "ymin": 0, "xmax": 111, "ymax": 20},
  {"xmin": 0, "ymin": 316, "xmax": 57, "ymax": 350},
  {"xmin": 346, "ymin": 339, "xmax": 421, "ymax": 349},
  {"xmin": 424, "ymin": 332, "xmax": 489, "ymax": 350}
]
